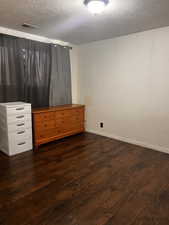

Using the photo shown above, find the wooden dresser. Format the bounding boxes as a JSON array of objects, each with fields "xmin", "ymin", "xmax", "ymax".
[{"xmin": 32, "ymin": 104, "xmax": 85, "ymax": 149}]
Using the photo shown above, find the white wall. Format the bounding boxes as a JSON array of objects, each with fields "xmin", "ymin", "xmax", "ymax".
[
  {"xmin": 78, "ymin": 26, "xmax": 169, "ymax": 153},
  {"xmin": 70, "ymin": 46, "xmax": 80, "ymax": 104}
]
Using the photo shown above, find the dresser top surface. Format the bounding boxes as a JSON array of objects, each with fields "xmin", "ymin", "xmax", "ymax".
[{"xmin": 32, "ymin": 104, "xmax": 85, "ymax": 114}]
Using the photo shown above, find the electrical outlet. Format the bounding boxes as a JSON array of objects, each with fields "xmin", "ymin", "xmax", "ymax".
[{"xmin": 100, "ymin": 122, "xmax": 104, "ymax": 128}]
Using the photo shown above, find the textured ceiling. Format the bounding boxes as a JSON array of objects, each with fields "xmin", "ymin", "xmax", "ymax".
[{"xmin": 0, "ymin": 0, "xmax": 169, "ymax": 45}]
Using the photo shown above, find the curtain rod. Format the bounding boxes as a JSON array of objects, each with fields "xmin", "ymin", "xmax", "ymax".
[
  {"xmin": 0, "ymin": 32, "xmax": 72, "ymax": 50},
  {"xmin": 52, "ymin": 44, "xmax": 72, "ymax": 50}
]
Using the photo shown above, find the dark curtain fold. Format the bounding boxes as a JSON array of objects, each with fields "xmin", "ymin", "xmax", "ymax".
[
  {"xmin": 0, "ymin": 33, "xmax": 72, "ymax": 108},
  {"xmin": 0, "ymin": 35, "xmax": 21, "ymax": 102},
  {"xmin": 18, "ymin": 39, "xmax": 51, "ymax": 108},
  {"xmin": 49, "ymin": 45, "xmax": 72, "ymax": 106},
  {"xmin": 0, "ymin": 34, "xmax": 51, "ymax": 108}
]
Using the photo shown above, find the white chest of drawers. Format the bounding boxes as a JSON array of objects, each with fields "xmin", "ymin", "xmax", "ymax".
[{"xmin": 0, "ymin": 102, "xmax": 33, "ymax": 156}]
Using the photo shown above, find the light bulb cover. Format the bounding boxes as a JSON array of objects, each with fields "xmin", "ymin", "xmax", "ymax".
[{"xmin": 84, "ymin": 0, "xmax": 109, "ymax": 14}]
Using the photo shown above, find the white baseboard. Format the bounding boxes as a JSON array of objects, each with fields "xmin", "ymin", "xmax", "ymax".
[{"xmin": 86, "ymin": 129, "xmax": 169, "ymax": 155}]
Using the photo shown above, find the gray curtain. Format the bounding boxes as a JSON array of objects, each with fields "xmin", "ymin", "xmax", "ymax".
[
  {"xmin": 0, "ymin": 35, "xmax": 22, "ymax": 102},
  {"xmin": 49, "ymin": 45, "xmax": 72, "ymax": 106},
  {"xmin": 0, "ymin": 34, "xmax": 51, "ymax": 108},
  {"xmin": 0, "ymin": 34, "xmax": 72, "ymax": 108},
  {"xmin": 18, "ymin": 39, "xmax": 51, "ymax": 108}
]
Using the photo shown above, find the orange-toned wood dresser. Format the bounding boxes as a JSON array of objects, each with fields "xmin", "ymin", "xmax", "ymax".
[{"xmin": 32, "ymin": 104, "xmax": 85, "ymax": 149}]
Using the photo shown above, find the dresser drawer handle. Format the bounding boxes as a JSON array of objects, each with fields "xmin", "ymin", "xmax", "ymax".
[
  {"xmin": 18, "ymin": 142, "xmax": 26, "ymax": 146},
  {"xmin": 16, "ymin": 115, "xmax": 24, "ymax": 119},
  {"xmin": 17, "ymin": 123, "xmax": 25, "ymax": 127},
  {"xmin": 16, "ymin": 107, "xmax": 24, "ymax": 111},
  {"xmin": 17, "ymin": 131, "xmax": 25, "ymax": 134}
]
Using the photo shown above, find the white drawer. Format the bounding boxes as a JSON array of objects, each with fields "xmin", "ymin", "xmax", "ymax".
[
  {"xmin": 0, "ymin": 115, "xmax": 32, "ymax": 131},
  {"xmin": 0, "ymin": 102, "xmax": 33, "ymax": 156},
  {"xmin": 6, "ymin": 105, "xmax": 31, "ymax": 116},
  {"xmin": 7, "ymin": 114, "xmax": 32, "ymax": 124},
  {"xmin": 8, "ymin": 129, "xmax": 32, "ymax": 142},
  {"xmin": 14, "ymin": 139, "xmax": 32, "ymax": 155},
  {"xmin": 8, "ymin": 129, "xmax": 32, "ymax": 156},
  {"xmin": 1, "ymin": 133, "xmax": 32, "ymax": 156},
  {"xmin": 8, "ymin": 138, "xmax": 32, "ymax": 156},
  {"xmin": 7, "ymin": 121, "xmax": 32, "ymax": 132}
]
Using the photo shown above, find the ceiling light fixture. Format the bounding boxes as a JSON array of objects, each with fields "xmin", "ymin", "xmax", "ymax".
[{"xmin": 84, "ymin": 0, "xmax": 109, "ymax": 14}]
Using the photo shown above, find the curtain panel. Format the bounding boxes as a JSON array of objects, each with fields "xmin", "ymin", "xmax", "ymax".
[
  {"xmin": 0, "ymin": 34, "xmax": 72, "ymax": 108},
  {"xmin": 18, "ymin": 39, "xmax": 52, "ymax": 108},
  {"xmin": 0, "ymin": 35, "xmax": 21, "ymax": 102},
  {"xmin": 49, "ymin": 45, "xmax": 72, "ymax": 106}
]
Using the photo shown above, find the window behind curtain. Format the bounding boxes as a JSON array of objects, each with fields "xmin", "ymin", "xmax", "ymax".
[
  {"xmin": 18, "ymin": 39, "xmax": 51, "ymax": 108},
  {"xmin": 0, "ymin": 34, "xmax": 51, "ymax": 108},
  {"xmin": 0, "ymin": 34, "xmax": 72, "ymax": 108},
  {"xmin": 0, "ymin": 36, "xmax": 21, "ymax": 102}
]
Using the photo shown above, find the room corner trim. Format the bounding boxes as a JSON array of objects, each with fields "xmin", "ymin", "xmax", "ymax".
[{"xmin": 86, "ymin": 129, "xmax": 169, "ymax": 155}]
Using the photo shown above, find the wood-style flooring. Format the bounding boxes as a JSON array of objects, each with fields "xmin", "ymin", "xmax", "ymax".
[{"xmin": 1, "ymin": 132, "xmax": 169, "ymax": 225}]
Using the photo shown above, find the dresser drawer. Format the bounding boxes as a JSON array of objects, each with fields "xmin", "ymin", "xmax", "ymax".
[
  {"xmin": 36, "ymin": 120, "xmax": 56, "ymax": 131},
  {"xmin": 8, "ymin": 129, "xmax": 32, "ymax": 142},
  {"xmin": 7, "ymin": 113, "xmax": 32, "ymax": 124},
  {"xmin": 74, "ymin": 107, "xmax": 85, "ymax": 114},
  {"xmin": 63, "ymin": 114, "xmax": 84, "ymax": 123},
  {"xmin": 32, "ymin": 105, "xmax": 85, "ymax": 149},
  {"xmin": 7, "ymin": 130, "xmax": 32, "ymax": 156},
  {"xmin": 55, "ymin": 111, "xmax": 66, "ymax": 118},
  {"xmin": 6, "ymin": 105, "xmax": 31, "ymax": 116},
  {"xmin": 15, "ymin": 139, "xmax": 32, "ymax": 155},
  {"xmin": 7, "ymin": 120, "xmax": 32, "ymax": 132},
  {"xmin": 38, "ymin": 128, "xmax": 61, "ymax": 139},
  {"xmin": 71, "ymin": 114, "xmax": 84, "ymax": 122},
  {"xmin": 62, "ymin": 121, "xmax": 84, "ymax": 133},
  {"xmin": 35, "ymin": 112, "xmax": 55, "ymax": 122},
  {"xmin": 62, "ymin": 108, "xmax": 84, "ymax": 118},
  {"xmin": 8, "ymin": 138, "xmax": 32, "ymax": 156},
  {"xmin": 35, "ymin": 117, "xmax": 65, "ymax": 130},
  {"xmin": 58, "ymin": 109, "xmax": 75, "ymax": 118}
]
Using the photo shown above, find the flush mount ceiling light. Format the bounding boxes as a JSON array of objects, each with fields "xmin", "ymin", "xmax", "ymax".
[{"xmin": 84, "ymin": 0, "xmax": 109, "ymax": 14}]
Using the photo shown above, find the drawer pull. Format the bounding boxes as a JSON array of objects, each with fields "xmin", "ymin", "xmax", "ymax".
[
  {"xmin": 16, "ymin": 107, "xmax": 24, "ymax": 111},
  {"xmin": 18, "ymin": 142, "xmax": 26, "ymax": 146},
  {"xmin": 17, "ymin": 123, "xmax": 25, "ymax": 127},
  {"xmin": 17, "ymin": 131, "xmax": 25, "ymax": 134},
  {"xmin": 16, "ymin": 115, "xmax": 24, "ymax": 119}
]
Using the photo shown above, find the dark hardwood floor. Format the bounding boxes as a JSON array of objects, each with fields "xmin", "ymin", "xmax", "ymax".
[{"xmin": 1, "ymin": 132, "xmax": 169, "ymax": 225}]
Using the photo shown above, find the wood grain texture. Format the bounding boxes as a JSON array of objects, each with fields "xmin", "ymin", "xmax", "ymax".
[
  {"xmin": 32, "ymin": 104, "xmax": 85, "ymax": 149},
  {"xmin": 0, "ymin": 132, "xmax": 169, "ymax": 225}
]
